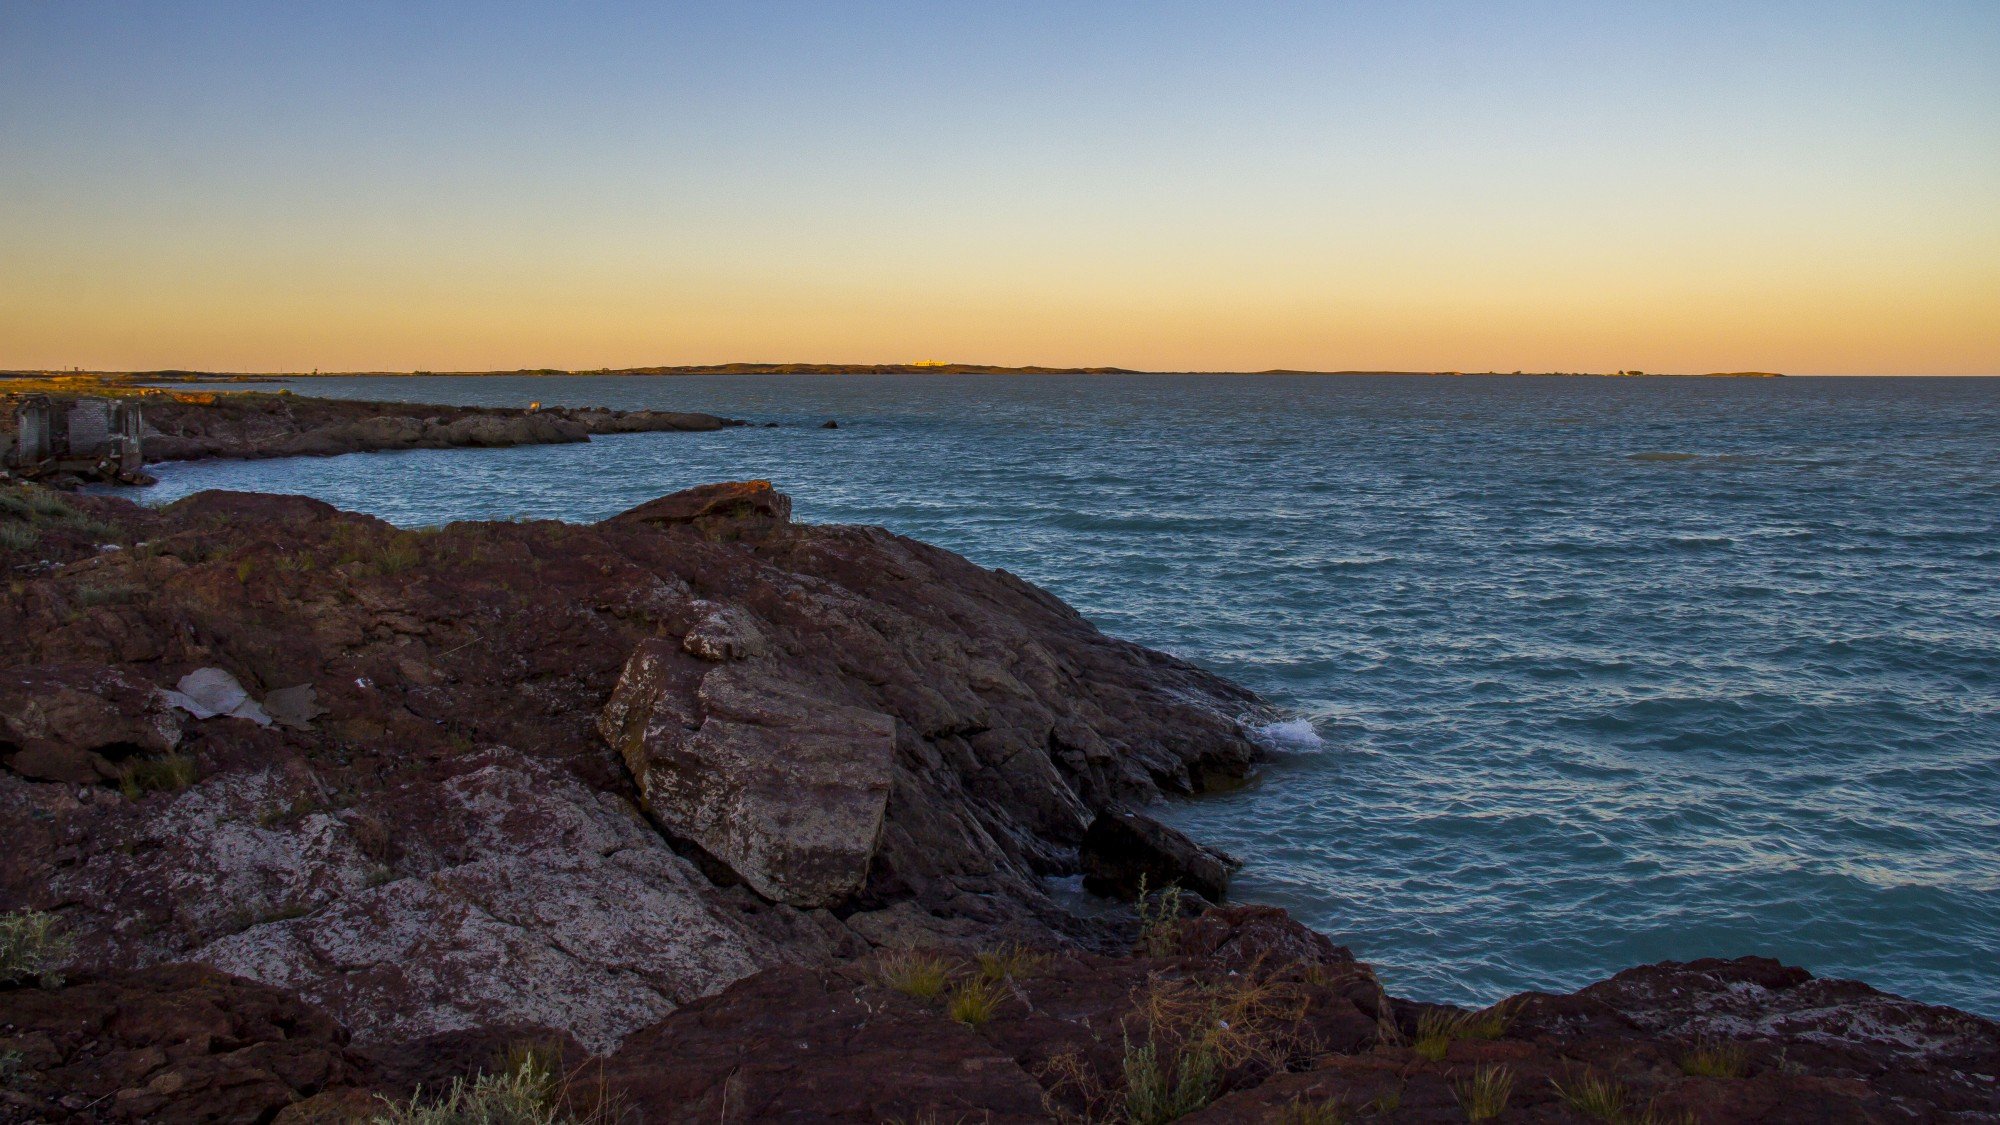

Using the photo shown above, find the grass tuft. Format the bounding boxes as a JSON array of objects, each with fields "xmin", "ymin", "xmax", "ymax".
[
  {"xmin": 945, "ymin": 978, "xmax": 1003, "ymax": 1026},
  {"xmin": 877, "ymin": 950, "xmax": 952, "ymax": 1000},
  {"xmin": 1452, "ymin": 1065, "xmax": 1513, "ymax": 1121},
  {"xmin": 0, "ymin": 523, "xmax": 36, "ymax": 551},
  {"xmin": 1552, "ymin": 1068, "xmax": 1630, "ymax": 1120},
  {"xmin": 0, "ymin": 910, "xmax": 74, "ymax": 989},
  {"xmin": 976, "ymin": 943, "xmax": 1048, "ymax": 983},
  {"xmin": 1677, "ymin": 1038, "xmax": 1748, "ymax": 1078},
  {"xmin": 120, "ymin": 754, "xmax": 198, "ymax": 798},
  {"xmin": 1414, "ymin": 1002, "xmax": 1514, "ymax": 1060}
]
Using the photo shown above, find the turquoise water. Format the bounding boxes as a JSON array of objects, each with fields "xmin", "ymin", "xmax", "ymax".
[{"xmin": 124, "ymin": 375, "xmax": 2000, "ymax": 1015}]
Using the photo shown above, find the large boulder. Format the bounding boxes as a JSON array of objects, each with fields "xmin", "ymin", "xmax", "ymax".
[
  {"xmin": 601, "ymin": 643, "xmax": 896, "ymax": 909},
  {"xmin": 1078, "ymin": 810, "xmax": 1240, "ymax": 902},
  {"xmin": 607, "ymin": 479, "xmax": 791, "ymax": 532}
]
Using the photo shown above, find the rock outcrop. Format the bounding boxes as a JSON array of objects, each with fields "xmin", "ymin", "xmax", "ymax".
[
  {"xmin": 0, "ymin": 478, "xmax": 1267, "ymax": 1055},
  {"xmin": 122, "ymin": 391, "xmax": 740, "ymax": 464}
]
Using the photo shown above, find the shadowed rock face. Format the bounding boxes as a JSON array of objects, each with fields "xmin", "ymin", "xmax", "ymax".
[{"xmin": 0, "ymin": 480, "xmax": 1265, "ymax": 1053}]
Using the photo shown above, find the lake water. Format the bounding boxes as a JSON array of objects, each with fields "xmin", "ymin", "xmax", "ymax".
[{"xmin": 121, "ymin": 374, "xmax": 2000, "ymax": 1015}]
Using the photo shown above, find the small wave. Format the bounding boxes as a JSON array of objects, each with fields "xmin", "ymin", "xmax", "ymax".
[
  {"xmin": 1628, "ymin": 452, "xmax": 1701, "ymax": 463},
  {"xmin": 1258, "ymin": 718, "xmax": 1326, "ymax": 752}
]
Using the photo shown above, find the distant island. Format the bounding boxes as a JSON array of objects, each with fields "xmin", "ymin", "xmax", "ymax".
[{"xmin": 2, "ymin": 365, "xmax": 1785, "ymax": 382}]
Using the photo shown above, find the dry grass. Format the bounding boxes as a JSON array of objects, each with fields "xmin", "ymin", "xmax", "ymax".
[
  {"xmin": 0, "ymin": 910, "xmax": 74, "ymax": 989},
  {"xmin": 1451, "ymin": 1065, "xmax": 1513, "ymax": 1121},
  {"xmin": 877, "ymin": 950, "xmax": 953, "ymax": 1000},
  {"xmin": 1677, "ymin": 1038, "xmax": 1748, "ymax": 1078}
]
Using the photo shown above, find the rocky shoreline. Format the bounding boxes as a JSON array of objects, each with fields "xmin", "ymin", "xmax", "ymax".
[
  {"xmin": 133, "ymin": 391, "xmax": 740, "ymax": 465},
  {"xmin": 1, "ymin": 472, "xmax": 1995, "ymax": 1122},
  {"xmin": 0, "ymin": 382, "xmax": 742, "ymax": 485}
]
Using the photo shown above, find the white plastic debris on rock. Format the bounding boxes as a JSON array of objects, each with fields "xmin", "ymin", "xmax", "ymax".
[{"xmin": 159, "ymin": 668, "xmax": 273, "ymax": 726}]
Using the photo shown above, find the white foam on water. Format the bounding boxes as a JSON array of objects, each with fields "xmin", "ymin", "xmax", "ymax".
[{"xmin": 1257, "ymin": 718, "xmax": 1326, "ymax": 752}]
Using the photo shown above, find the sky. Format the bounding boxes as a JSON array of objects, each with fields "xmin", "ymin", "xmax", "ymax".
[{"xmin": 2, "ymin": 1, "xmax": 1996, "ymax": 374}]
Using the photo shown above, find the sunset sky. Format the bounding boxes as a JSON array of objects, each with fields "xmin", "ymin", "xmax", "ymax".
[{"xmin": 2, "ymin": 2, "xmax": 1996, "ymax": 375}]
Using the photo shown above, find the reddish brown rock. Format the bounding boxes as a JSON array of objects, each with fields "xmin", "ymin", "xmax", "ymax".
[
  {"xmin": 603, "ymin": 967, "xmax": 1053, "ymax": 1123},
  {"xmin": 0, "ymin": 964, "xmax": 363, "ymax": 1124},
  {"xmin": 606, "ymin": 478, "xmax": 792, "ymax": 531},
  {"xmin": 0, "ymin": 481, "xmax": 1267, "ymax": 1051},
  {"xmin": 0, "ymin": 665, "xmax": 182, "ymax": 784}
]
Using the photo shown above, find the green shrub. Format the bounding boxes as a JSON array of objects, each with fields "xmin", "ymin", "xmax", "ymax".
[
  {"xmin": 73, "ymin": 584, "xmax": 140, "ymax": 607},
  {"xmin": 0, "ymin": 524, "xmax": 36, "ymax": 551},
  {"xmin": 1121, "ymin": 1036, "xmax": 1220, "ymax": 1125},
  {"xmin": 371, "ymin": 1051, "xmax": 569, "ymax": 1125},
  {"xmin": 0, "ymin": 910, "xmax": 74, "ymax": 989},
  {"xmin": 1134, "ymin": 875, "xmax": 1185, "ymax": 957}
]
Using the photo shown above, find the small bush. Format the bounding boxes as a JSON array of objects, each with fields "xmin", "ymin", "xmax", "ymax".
[
  {"xmin": 378, "ymin": 534, "xmax": 423, "ymax": 574},
  {"xmin": 1134, "ymin": 875, "xmax": 1185, "ymax": 958},
  {"xmin": 0, "ymin": 910, "xmax": 74, "ymax": 989},
  {"xmin": 73, "ymin": 584, "xmax": 140, "ymax": 607},
  {"xmin": 1552, "ymin": 1068, "xmax": 1629, "ymax": 1119},
  {"xmin": 945, "ymin": 978, "xmax": 1002, "ymax": 1026},
  {"xmin": 26, "ymin": 492, "xmax": 71, "ymax": 519},
  {"xmin": 1678, "ymin": 1038, "xmax": 1748, "ymax": 1078},
  {"xmin": 0, "ymin": 523, "xmax": 36, "ymax": 551},
  {"xmin": 1121, "ymin": 1036, "xmax": 1220, "ymax": 1125},
  {"xmin": 878, "ymin": 950, "xmax": 952, "ymax": 1000},
  {"xmin": 120, "ymin": 754, "xmax": 198, "ymax": 797},
  {"xmin": 368, "ymin": 1046, "xmax": 614, "ymax": 1125},
  {"xmin": 1452, "ymin": 1065, "xmax": 1513, "ymax": 1121}
]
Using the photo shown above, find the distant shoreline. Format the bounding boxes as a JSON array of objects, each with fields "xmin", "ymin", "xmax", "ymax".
[{"xmin": 3, "ymin": 365, "xmax": 1788, "ymax": 381}]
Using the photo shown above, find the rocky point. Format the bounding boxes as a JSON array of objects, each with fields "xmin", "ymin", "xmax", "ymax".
[{"xmin": 0, "ymin": 475, "xmax": 1994, "ymax": 1122}]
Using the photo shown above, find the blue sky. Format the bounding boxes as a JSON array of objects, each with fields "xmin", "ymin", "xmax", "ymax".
[{"xmin": 3, "ymin": 1, "xmax": 1996, "ymax": 372}]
